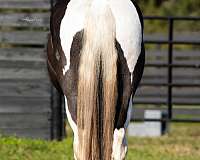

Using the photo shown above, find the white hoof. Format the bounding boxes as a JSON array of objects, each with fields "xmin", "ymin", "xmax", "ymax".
[{"xmin": 112, "ymin": 128, "xmax": 127, "ymax": 160}]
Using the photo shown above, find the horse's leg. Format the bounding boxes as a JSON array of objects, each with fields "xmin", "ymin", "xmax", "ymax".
[
  {"xmin": 111, "ymin": 41, "xmax": 132, "ymax": 159},
  {"xmin": 112, "ymin": 90, "xmax": 131, "ymax": 160},
  {"xmin": 64, "ymin": 96, "xmax": 79, "ymax": 160},
  {"xmin": 112, "ymin": 102, "xmax": 133, "ymax": 160},
  {"xmin": 112, "ymin": 38, "xmax": 145, "ymax": 159},
  {"xmin": 61, "ymin": 29, "xmax": 83, "ymax": 159}
]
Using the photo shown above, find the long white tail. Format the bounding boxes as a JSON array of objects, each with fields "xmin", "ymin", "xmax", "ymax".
[{"xmin": 77, "ymin": 2, "xmax": 118, "ymax": 160}]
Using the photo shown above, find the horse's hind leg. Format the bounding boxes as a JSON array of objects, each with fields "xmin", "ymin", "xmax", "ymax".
[{"xmin": 64, "ymin": 96, "xmax": 79, "ymax": 160}]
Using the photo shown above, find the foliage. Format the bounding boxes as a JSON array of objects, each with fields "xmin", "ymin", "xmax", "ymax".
[
  {"xmin": 136, "ymin": 0, "xmax": 200, "ymax": 33},
  {"xmin": 137, "ymin": 0, "xmax": 200, "ymax": 16}
]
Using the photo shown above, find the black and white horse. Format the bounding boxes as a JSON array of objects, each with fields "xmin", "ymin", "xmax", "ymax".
[{"xmin": 47, "ymin": 0, "xmax": 144, "ymax": 159}]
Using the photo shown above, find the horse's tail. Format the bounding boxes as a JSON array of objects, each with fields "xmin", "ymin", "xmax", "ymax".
[{"xmin": 77, "ymin": 2, "xmax": 117, "ymax": 160}]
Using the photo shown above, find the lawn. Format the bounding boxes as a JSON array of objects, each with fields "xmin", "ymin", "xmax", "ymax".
[{"xmin": 0, "ymin": 123, "xmax": 199, "ymax": 160}]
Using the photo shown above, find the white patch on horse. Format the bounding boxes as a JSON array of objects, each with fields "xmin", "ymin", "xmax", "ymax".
[
  {"xmin": 60, "ymin": 1, "xmax": 88, "ymax": 72},
  {"xmin": 60, "ymin": 0, "xmax": 142, "ymax": 82},
  {"xmin": 112, "ymin": 128, "xmax": 127, "ymax": 160},
  {"xmin": 64, "ymin": 96, "xmax": 78, "ymax": 159},
  {"xmin": 64, "ymin": 96, "xmax": 77, "ymax": 135},
  {"xmin": 62, "ymin": 65, "xmax": 68, "ymax": 75},
  {"xmin": 109, "ymin": 0, "xmax": 142, "ymax": 75}
]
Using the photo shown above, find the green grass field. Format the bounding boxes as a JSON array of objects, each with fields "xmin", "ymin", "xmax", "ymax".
[{"xmin": 0, "ymin": 123, "xmax": 199, "ymax": 160}]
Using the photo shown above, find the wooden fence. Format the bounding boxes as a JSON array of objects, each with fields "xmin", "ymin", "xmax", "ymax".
[{"xmin": 0, "ymin": 0, "xmax": 52, "ymax": 139}]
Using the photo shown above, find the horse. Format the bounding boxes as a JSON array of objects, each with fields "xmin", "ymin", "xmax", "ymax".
[{"xmin": 47, "ymin": 0, "xmax": 145, "ymax": 159}]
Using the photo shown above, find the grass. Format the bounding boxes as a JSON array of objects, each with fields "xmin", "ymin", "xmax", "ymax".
[
  {"xmin": 0, "ymin": 123, "xmax": 200, "ymax": 160},
  {"xmin": 127, "ymin": 123, "xmax": 200, "ymax": 160}
]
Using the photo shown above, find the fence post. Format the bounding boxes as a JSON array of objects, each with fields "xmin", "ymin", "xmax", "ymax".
[
  {"xmin": 50, "ymin": 86, "xmax": 64, "ymax": 140},
  {"xmin": 49, "ymin": 0, "xmax": 65, "ymax": 140},
  {"xmin": 167, "ymin": 17, "xmax": 174, "ymax": 120}
]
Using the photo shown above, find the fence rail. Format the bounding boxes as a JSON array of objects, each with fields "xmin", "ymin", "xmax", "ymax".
[{"xmin": 133, "ymin": 16, "xmax": 200, "ymax": 123}]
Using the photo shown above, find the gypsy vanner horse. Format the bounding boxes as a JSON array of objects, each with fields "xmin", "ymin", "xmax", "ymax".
[{"xmin": 47, "ymin": 0, "xmax": 144, "ymax": 159}]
